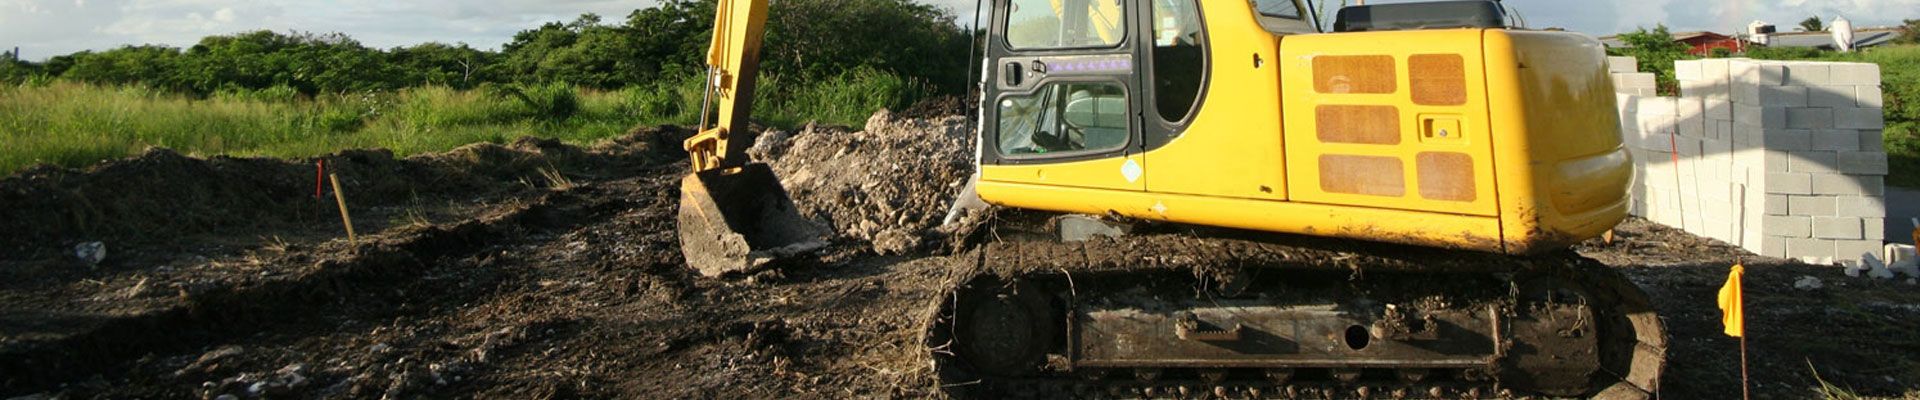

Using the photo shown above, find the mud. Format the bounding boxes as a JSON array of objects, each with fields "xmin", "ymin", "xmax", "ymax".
[{"xmin": 1, "ymin": 111, "xmax": 1916, "ymax": 399}]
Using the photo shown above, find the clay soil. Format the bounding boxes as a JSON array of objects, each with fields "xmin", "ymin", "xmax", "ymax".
[{"xmin": 3, "ymin": 110, "xmax": 1918, "ymax": 400}]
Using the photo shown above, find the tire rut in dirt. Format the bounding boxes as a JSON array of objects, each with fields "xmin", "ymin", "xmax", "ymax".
[{"xmin": 0, "ymin": 183, "xmax": 640, "ymax": 395}]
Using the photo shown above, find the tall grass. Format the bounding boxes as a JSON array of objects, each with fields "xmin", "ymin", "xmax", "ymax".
[
  {"xmin": 0, "ymin": 69, "xmax": 920, "ymax": 175},
  {"xmin": 0, "ymin": 82, "xmax": 634, "ymax": 174}
]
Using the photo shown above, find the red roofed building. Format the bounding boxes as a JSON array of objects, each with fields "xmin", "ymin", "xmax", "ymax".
[{"xmin": 1672, "ymin": 31, "xmax": 1744, "ymax": 55}]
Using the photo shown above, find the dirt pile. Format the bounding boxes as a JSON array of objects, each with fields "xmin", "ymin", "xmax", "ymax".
[
  {"xmin": 0, "ymin": 126, "xmax": 692, "ymax": 261},
  {"xmin": 757, "ymin": 110, "xmax": 974, "ymax": 255}
]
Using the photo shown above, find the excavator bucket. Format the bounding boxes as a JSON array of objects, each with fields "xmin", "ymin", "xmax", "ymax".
[{"xmin": 677, "ymin": 163, "xmax": 828, "ymax": 277}]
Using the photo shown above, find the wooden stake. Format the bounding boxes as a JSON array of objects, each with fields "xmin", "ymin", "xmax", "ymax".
[
  {"xmin": 1737, "ymin": 256, "xmax": 1750, "ymax": 400},
  {"xmin": 1741, "ymin": 335, "xmax": 1751, "ymax": 400},
  {"xmin": 330, "ymin": 173, "xmax": 358, "ymax": 246}
]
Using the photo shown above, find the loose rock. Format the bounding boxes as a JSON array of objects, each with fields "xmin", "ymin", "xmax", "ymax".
[
  {"xmin": 1793, "ymin": 276, "xmax": 1823, "ymax": 290},
  {"xmin": 759, "ymin": 110, "xmax": 974, "ymax": 254}
]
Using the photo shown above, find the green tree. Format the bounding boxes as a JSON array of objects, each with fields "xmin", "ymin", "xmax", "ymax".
[
  {"xmin": 1609, "ymin": 25, "xmax": 1695, "ymax": 95},
  {"xmin": 1799, "ymin": 16, "xmax": 1824, "ymax": 32},
  {"xmin": 1899, "ymin": 19, "xmax": 1920, "ymax": 44},
  {"xmin": 761, "ymin": 0, "xmax": 971, "ymax": 93},
  {"xmin": 0, "ymin": 50, "xmax": 40, "ymax": 85},
  {"xmin": 60, "ymin": 46, "xmax": 189, "ymax": 90},
  {"xmin": 391, "ymin": 43, "xmax": 495, "ymax": 88}
]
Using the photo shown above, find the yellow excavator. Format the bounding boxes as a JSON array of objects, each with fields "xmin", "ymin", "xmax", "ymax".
[{"xmin": 676, "ymin": 0, "xmax": 1667, "ymax": 398}]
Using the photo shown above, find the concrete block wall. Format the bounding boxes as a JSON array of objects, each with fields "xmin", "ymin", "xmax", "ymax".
[
  {"xmin": 1615, "ymin": 58, "xmax": 1889, "ymax": 264},
  {"xmin": 1608, "ymin": 56, "xmax": 1659, "ymax": 97}
]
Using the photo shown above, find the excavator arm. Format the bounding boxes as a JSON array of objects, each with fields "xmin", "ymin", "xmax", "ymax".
[
  {"xmin": 685, "ymin": 0, "xmax": 768, "ymax": 171},
  {"xmin": 675, "ymin": 0, "xmax": 826, "ymax": 278}
]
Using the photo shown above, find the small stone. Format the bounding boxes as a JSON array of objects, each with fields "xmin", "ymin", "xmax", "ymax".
[
  {"xmin": 1845, "ymin": 261, "xmax": 1868, "ymax": 278},
  {"xmin": 1793, "ymin": 276, "xmax": 1824, "ymax": 290},
  {"xmin": 73, "ymin": 241, "xmax": 106, "ymax": 266},
  {"xmin": 214, "ymin": 395, "xmax": 238, "ymax": 400},
  {"xmin": 1866, "ymin": 254, "xmax": 1897, "ymax": 279}
]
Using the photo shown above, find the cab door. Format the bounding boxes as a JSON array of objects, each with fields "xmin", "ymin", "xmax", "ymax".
[{"xmin": 979, "ymin": 0, "xmax": 1146, "ymax": 192}]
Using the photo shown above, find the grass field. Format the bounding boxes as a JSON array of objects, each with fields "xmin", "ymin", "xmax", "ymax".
[{"xmin": 0, "ymin": 67, "xmax": 921, "ymax": 176}]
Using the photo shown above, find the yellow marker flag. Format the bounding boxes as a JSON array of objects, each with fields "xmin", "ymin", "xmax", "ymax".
[{"xmin": 1717, "ymin": 263, "xmax": 1746, "ymax": 337}]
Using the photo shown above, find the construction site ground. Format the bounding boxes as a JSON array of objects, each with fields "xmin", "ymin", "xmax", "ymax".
[{"xmin": 2, "ymin": 110, "xmax": 1918, "ymax": 400}]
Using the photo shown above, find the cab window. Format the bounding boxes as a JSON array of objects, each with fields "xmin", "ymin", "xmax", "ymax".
[
  {"xmin": 1254, "ymin": 0, "xmax": 1302, "ymax": 19},
  {"xmin": 998, "ymin": 82, "xmax": 1130, "ymax": 156},
  {"xmin": 1151, "ymin": 0, "xmax": 1206, "ymax": 123},
  {"xmin": 1006, "ymin": 0, "xmax": 1126, "ymax": 49}
]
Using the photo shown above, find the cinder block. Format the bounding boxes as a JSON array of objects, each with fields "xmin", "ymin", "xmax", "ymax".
[
  {"xmin": 1741, "ymin": 64, "xmax": 1789, "ymax": 86},
  {"xmin": 1835, "ymin": 240, "xmax": 1884, "ymax": 262},
  {"xmin": 1756, "ymin": 129, "xmax": 1810, "ymax": 151},
  {"xmin": 1615, "ymin": 74, "xmax": 1656, "ymax": 91},
  {"xmin": 1765, "ymin": 194, "xmax": 1790, "ymax": 215},
  {"xmin": 1809, "ymin": 86, "xmax": 1858, "ymax": 108},
  {"xmin": 1838, "ymin": 151, "xmax": 1889, "ymax": 175},
  {"xmin": 1764, "ymin": 150, "xmax": 1792, "ymax": 172},
  {"xmin": 1608, "ymin": 56, "xmax": 1639, "ymax": 74},
  {"xmin": 1766, "ymin": 215, "xmax": 1814, "ymax": 237},
  {"xmin": 1733, "ymin": 83, "xmax": 1761, "ymax": 104},
  {"xmin": 1706, "ymin": 98, "xmax": 1734, "ymax": 121},
  {"xmin": 1760, "ymin": 235, "xmax": 1789, "ymax": 257},
  {"xmin": 1702, "ymin": 59, "xmax": 1732, "ymax": 84},
  {"xmin": 1786, "ymin": 237, "xmax": 1834, "ymax": 263},
  {"xmin": 1676, "ymin": 136, "xmax": 1704, "ymax": 157},
  {"xmin": 1761, "ymin": 85, "xmax": 1809, "ymax": 107},
  {"xmin": 1837, "ymin": 196, "xmax": 1887, "ymax": 218},
  {"xmin": 1830, "ymin": 63, "xmax": 1882, "ymax": 85},
  {"xmin": 1787, "ymin": 108, "xmax": 1834, "ymax": 129},
  {"xmin": 1813, "ymin": 174, "xmax": 1885, "ymax": 196},
  {"xmin": 1789, "ymin": 196, "xmax": 1838, "ymax": 216},
  {"xmin": 1788, "ymin": 151, "xmax": 1839, "ymax": 173},
  {"xmin": 1857, "ymin": 86, "xmax": 1884, "ymax": 108},
  {"xmin": 1767, "ymin": 172, "xmax": 1814, "ymax": 194},
  {"xmin": 1810, "ymin": 130, "xmax": 1861, "ymax": 151},
  {"xmin": 1860, "ymin": 130, "xmax": 1885, "ymax": 152},
  {"xmin": 1865, "ymin": 218, "xmax": 1886, "ymax": 240},
  {"xmin": 1735, "ymin": 105, "xmax": 1786, "ymax": 128},
  {"xmin": 1676, "ymin": 99, "xmax": 1705, "ymax": 137},
  {"xmin": 1834, "ymin": 107, "xmax": 1886, "ymax": 129},
  {"xmin": 1814, "ymin": 216, "xmax": 1864, "ymax": 239},
  {"xmin": 1638, "ymin": 97, "xmax": 1676, "ymax": 115},
  {"xmin": 1786, "ymin": 64, "xmax": 1832, "ymax": 86},
  {"xmin": 1640, "ymin": 130, "xmax": 1675, "ymax": 153},
  {"xmin": 1676, "ymin": 61, "xmax": 1703, "ymax": 81}
]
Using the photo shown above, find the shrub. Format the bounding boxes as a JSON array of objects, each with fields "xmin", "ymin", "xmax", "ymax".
[{"xmin": 490, "ymin": 81, "xmax": 580, "ymax": 122}]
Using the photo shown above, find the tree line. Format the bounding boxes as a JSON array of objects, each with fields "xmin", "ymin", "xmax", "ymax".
[{"xmin": 0, "ymin": 0, "xmax": 974, "ymax": 98}]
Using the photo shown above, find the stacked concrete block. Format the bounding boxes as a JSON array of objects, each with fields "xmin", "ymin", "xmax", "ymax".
[
  {"xmin": 1609, "ymin": 56, "xmax": 1659, "ymax": 97},
  {"xmin": 1617, "ymin": 58, "xmax": 1889, "ymax": 265}
]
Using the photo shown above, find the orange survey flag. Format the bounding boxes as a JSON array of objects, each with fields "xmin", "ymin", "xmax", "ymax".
[{"xmin": 1717, "ymin": 263, "xmax": 1746, "ymax": 337}]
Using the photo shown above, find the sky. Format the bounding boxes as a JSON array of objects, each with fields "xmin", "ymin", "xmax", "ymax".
[{"xmin": 2, "ymin": 0, "xmax": 1917, "ymax": 61}]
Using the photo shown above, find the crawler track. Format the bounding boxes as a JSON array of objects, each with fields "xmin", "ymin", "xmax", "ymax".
[{"xmin": 926, "ymin": 226, "xmax": 1666, "ymax": 399}]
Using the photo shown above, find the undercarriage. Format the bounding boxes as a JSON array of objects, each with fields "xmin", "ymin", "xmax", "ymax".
[{"xmin": 926, "ymin": 216, "xmax": 1666, "ymax": 399}]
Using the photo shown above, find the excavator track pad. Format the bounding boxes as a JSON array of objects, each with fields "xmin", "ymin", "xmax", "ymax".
[
  {"xmin": 677, "ymin": 163, "xmax": 827, "ymax": 277},
  {"xmin": 925, "ymin": 230, "xmax": 1666, "ymax": 399}
]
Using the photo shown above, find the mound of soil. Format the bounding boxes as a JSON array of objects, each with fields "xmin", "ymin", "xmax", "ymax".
[
  {"xmin": 756, "ymin": 110, "xmax": 974, "ymax": 255},
  {"xmin": 0, "ymin": 126, "xmax": 693, "ymax": 263}
]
